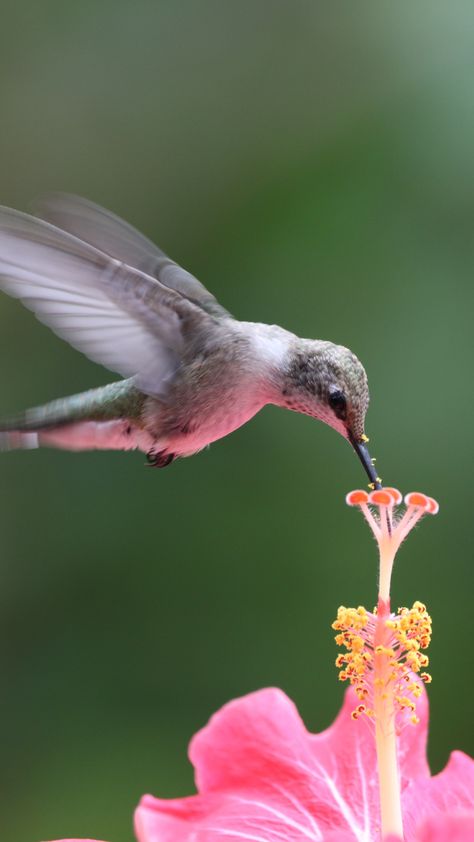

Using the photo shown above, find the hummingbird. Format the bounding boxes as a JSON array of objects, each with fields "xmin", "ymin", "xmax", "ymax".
[{"xmin": 0, "ymin": 194, "xmax": 380, "ymax": 487}]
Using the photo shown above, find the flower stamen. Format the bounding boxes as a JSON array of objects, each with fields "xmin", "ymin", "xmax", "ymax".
[
  {"xmin": 337, "ymin": 487, "xmax": 439, "ymax": 839},
  {"xmin": 333, "ymin": 600, "xmax": 432, "ymax": 730},
  {"xmin": 346, "ymin": 487, "xmax": 439, "ymax": 602}
]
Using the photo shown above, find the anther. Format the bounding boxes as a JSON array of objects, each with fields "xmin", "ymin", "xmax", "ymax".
[
  {"xmin": 427, "ymin": 497, "xmax": 439, "ymax": 515},
  {"xmin": 383, "ymin": 487, "xmax": 403, "ymax": 505},
  {"xmin": 404, "ymin": 492, "xmax": 430, "ymax": 509},
  {"xmin": 369, "ymin": 490, "xmax": 393, "ymax": 506},
  {"xmin": 346, "ymin": 490, "xmax": 369, "ymax": 506}
]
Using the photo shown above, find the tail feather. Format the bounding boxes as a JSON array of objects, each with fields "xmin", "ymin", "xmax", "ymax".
[
  {"xmin": 0, "ymin": 429, "xmax": 41, "ymax": 451},
  {"xmin": 0, "ymin": 420, "xmax": 148, "ymax": 453},
  {"xmin": 0, "ymin": 380, "xmax": 152, "ymax": 454}
]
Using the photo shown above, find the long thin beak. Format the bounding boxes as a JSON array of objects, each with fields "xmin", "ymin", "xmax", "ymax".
[{"xmin": 350, "ymin": 435, "xmax": 382, "ymax": 489}]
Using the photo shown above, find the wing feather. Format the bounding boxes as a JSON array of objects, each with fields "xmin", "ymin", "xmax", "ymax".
[
  {"xmin": 0, "ymin": 207, "xmax": 206, "ymax": 395},
  {"xmin": 33, "ymin": 193, "xmax": 230, "ymax": 317}
]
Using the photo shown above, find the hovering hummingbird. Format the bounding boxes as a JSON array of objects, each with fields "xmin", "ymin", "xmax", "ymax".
[{"xmin": 0, "ymin": 194, "xmax": 380, "ymax": 486}]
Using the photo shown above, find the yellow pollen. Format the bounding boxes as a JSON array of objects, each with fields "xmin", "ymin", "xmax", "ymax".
[
  {"xmin": 341, "ymin": 488, "xmax": 438, "ymax": 841},
  {"xmin": 396, "ymin": 696, "xmax": 416, "ymax": 711},
  {"xmin": 375, "ymin": 646, "xmax": 395, "ymax": 657},
  {"xmin": 332, "ymin": 600, "xmax": 433, "ymax": 728},
  {"xmin": 351, "ymin": 636, "xmax": 365, "ymax": 652}
]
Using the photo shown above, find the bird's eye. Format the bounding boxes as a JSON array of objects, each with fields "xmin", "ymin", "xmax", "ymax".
[{"xmin": 328, "ymin": 389, "xmax": 347, "ymax": 420}]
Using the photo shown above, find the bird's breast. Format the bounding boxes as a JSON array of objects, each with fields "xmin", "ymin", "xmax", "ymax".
[
  {"xmin": 143, "ymin": 325, "xmax": 276, "ymax": 456},
  {"xmin": 145, "ymin": 379, "xmax": 265, "ymax": 458},
  {"xmin": 174, "ymin": 394, "xmax": 265, "ymax": 456}
]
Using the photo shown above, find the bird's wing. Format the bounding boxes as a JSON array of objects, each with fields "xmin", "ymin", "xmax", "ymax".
[
  {"xmin": 33, "ymin": 193, "xmax": 230, "ymax": 318},
  {"xmin": 0, "ymin": 207, "xmax": 210, "ymax": 396}
]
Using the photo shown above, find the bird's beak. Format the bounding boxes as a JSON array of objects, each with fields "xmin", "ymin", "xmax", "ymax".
[{"xmin": 349, "ymin": 434, "xmax": 382, "ymax": 489}]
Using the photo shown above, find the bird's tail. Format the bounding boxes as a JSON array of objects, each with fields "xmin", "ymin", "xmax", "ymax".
[{"xmin": 0, "ymin": 380, "xmax": 147, "ymax": 453}]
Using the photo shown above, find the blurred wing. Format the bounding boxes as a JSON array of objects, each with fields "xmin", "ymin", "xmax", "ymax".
[
  {"xmin": 0, "ymin": 208, "xmax": 206, "ymax": 395},
  {"xmin": 33, "ymin": 193, "xmax": 230, "ymax": 318}
]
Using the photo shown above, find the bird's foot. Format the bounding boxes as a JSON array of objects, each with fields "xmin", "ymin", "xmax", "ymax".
[{"xmin": 146, "ymin": 450, "xmax": 175, "ymax": 468}]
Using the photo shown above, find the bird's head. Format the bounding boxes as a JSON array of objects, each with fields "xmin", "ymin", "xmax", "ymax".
[{"xmin": 282, "ymin": 339, "xmax": 380, "ymax": 487}]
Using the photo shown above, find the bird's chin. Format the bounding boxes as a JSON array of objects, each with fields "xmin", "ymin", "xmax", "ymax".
[
  {"xmin": 293, "ymin": 404, "xmax": 348, "ymax": 439},
  {"xmin": 322, "ymin": 413, "xmax": 349, "ymax": 439}
]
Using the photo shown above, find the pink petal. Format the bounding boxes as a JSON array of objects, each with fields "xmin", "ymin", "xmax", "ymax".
[
  {"xmin": 135, "ymin": 685, "xmax": 474, "ymax": 842},
  {"xmin": 402, "ymin": 751, "xmax": 474, "ymax": 840},
  {"xmin": 415, "ymin": 811, "xmax": 474, "ymax": 841},
  {"xmin": 192, "ymin": 683, "xmax": 429, "ymax": 794},
  {"xmin": 318, "ymin": 835, "xmax": 358, "ymax": 842},
  {"xmin": 136, "ymin": 685, "xmax": 430, "ymax": 841}
]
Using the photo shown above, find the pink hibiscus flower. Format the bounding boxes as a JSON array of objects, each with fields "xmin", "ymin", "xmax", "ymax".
[
  {"xmin": 47, "ymin": 490, "xmax": 473, "ymax": 841},
  {"xmin": 50, "ymin": 681, "xmax": 474, "ymax": 842},
  {"xmin": 132, "ymin": 683, "xmax": 474, "ymax": 842}
]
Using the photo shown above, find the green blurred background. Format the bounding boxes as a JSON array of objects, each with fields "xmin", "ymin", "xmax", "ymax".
[{"xmin": 0, "ymin": 3, "xmax": 473, "ymax": 840}]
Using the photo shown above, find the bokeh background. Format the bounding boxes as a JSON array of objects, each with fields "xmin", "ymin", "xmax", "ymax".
[{"xmin": 0, "ymin": 3, "xmax": 473, "ymax": 840}]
